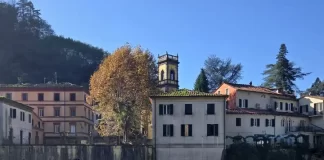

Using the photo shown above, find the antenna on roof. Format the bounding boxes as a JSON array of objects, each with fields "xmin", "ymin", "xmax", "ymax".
[{"xmin": 54, "ymin": 72, "xmax": 57, "ymax": 84}]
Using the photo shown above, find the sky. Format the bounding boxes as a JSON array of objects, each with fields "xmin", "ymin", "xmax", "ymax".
[{"xmin": 31, "ymin": 0, "xmax": 324, "ymax": 92}]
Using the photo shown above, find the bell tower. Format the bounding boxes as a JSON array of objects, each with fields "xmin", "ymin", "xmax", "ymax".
[{"xmin": 157, "ymin": 52, "xmax": 179, "ymax": 92}]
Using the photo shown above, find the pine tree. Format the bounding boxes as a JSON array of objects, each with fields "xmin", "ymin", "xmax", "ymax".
[
  {"xmin": 263, "ymin": 44, "xmax": 310, "ymax": 93},
  {"xmin": 305, "ymin": 77, "xmax": 324, "ymax": 96},
  {"xmin": 194, "ymin": 68, "xmax": 209, "ymax": 92}
]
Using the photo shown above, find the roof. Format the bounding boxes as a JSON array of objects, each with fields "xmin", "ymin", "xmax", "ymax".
[
  {"xmin": 226, "ymin": 108, "xmax": 308, "ymax": 118},
  {"xmin": 0, "ymin": 97, "xmax": 33, "ymax": 112},
  {"xmin": 0, "ymin": 82, "xmax": 87, "ymax": 92},
  {"xmin": 222, "ymin": 82, "xmax": 296, "ymax": 99},
  {"xmin": 150, "ymin": 89, "xmax": 228, "ymax": 98},
  {"xmin": 299, "ymin": 95, "xmax": 324, "ymax": 101}
]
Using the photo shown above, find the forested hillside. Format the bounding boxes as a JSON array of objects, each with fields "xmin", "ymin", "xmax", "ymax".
[{"xmin": 0, "ymin": 0, "xmax": 108, "ymax": 86}]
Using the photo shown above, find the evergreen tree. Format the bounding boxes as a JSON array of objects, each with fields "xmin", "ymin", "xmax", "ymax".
[
  {"xmin": 305, "ymin": 77, "xmax": 324, "ymax": 96},
  {"xmin": 262, "ymin": 44, "xmax": 310, "ymax": 93},
  {"xmin": 194, "ymin": 68, "xmax": 209, "ymax": 92}
]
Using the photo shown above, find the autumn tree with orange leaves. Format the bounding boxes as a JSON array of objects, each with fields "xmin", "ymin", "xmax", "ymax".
[{"xmin": 89, "ymin": 44, "xmax": 159, "ymax": 143}]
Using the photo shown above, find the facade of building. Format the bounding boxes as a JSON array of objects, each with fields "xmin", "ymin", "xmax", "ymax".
[
  {"xmin": 0, "ymin": 83, "xmax": 95, "ymax": 144},
  {"xmin": 215, "ymin": 82, "xmax": 324, "ymax": 147},
  {"xmin": 0, "ymin": 97, "xmax": 33, "ymax": 145},
  {"xmin": 151, "ymin": 89, "xmax": 227, "ymax": 160},
  {"xmin": 31, "ymin": 112, "xmax": 44, "ymax": 144}
]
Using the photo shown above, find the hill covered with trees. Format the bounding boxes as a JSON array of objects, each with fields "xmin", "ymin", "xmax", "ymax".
[{"xmin": 0, "ymin": 0, "xmax": 108, "ymax": 86}]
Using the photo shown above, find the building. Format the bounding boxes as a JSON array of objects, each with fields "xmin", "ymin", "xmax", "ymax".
[
  {"xmin": 31, "ymin": 112, "xmax": 44, "ymax": 144},
  {"xmin": 0, "ymin": 97, "xmax": 33, "ymax": 145},
  {"xmin": 299, "ymin": 95, "xmax": 324, "ymax": 147},
  {"xmin": 157, "ymin": 53, "xmax": 179, "ymax": 92},
  {"xmin": 150, "ymin": 89, "xmax": 227, "ymax": 160},
  {"xmin": 215, "ymin": 82, "xmax": 324, "ymax": 147},
  {"xmin": 0, "ymin": 83, "xmax": 95, "ymax": 144}
]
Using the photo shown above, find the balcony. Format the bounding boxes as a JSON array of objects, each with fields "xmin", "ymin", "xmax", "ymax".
[
  {"xmin": 158, "ymin": 79, "xmax": 179, "ymax": 86},
  {"xmin": 290, "ymin": 124, "xmax": 324, "ymax": 133},
  {"xmin": 158, "ymin": 54, "xmax": 179, "ymax": 64}
]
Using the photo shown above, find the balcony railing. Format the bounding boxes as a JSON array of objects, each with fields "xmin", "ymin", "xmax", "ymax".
[
  {"xmin": 158, "ymin": 79, "xmax": 179, "ymax": 85},
  {"xmin": 158, "ymin": 54, "xmax": 178, "ymax": 62},
  {"xmin": 290, "ymin": 124, "xmax": 324, "ymax": 133}
]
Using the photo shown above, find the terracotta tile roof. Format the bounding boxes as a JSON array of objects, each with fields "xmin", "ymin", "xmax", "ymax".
[
  {"xmin": 150, "ymin": 89, "xmax": 228, "ymax": 97},
  {"xmin": 225, "ymin": 82, "xmax": 296, "ymax": 99},
  {"xmin": 226, "ymin": 108, "xmax": 308, "ymax": 117}
]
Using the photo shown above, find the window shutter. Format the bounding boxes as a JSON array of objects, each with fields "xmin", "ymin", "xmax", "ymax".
[
  {"xmin": 207, "ymin": 124, "xmax": 212, "ymax": 136},
  {"xmin": 245, "ymin": 100, "xmax": 248, "ymax": 108},
  {"xmin": 257, "ymin": 119, "xmax": 260, "ymax": 126},
  {"xmin": 239, "ymin": 99, "xmax": 242, "ymax": 107},
  {"xmin": 181, "ymin": 125, "xmax": 185, "ymax": 136},
  {"xmin": 215, "ymin": 124, "xmax": 218, "ymax": 136},
  {"xmin": 163, "ymin": 125, "xmax": 166, "ymax": 136},
  {"xmin": 274, "ymin": 102, "xmax": 277, "ymax": 110},
  {"xmin": 280, "ymin": 102, "xmax": 283, "ymax": 110},
  {"xmin": 265, "ymin": 119, "xmax": 269, "ymax": 127},
  {"xmin": 290, "ymin": 103, "xmax": 294, "ymax": 111},
  {"xmin": 188, "ymin": 125, "xmax": 192, "ymax": 136},
  {"xmin": 285, "ymin": 103, "xmax": 288, "ymax": 110},
  {"xmin": 169, "ymin": 104, "xmax": 173, "ymax": 115},
  {"xmin": 170, "ymin": 125, "xmax": 174, "ymax": 136},
  {"xmin": 272, "ymin": 119, "xmax": 275, "ymax": 127},
  {"xmin": 159, "ymin": 104, "xmax": 163, "ymax": 115},
  {"xmin": 13, "ymin": 109, "xmax": 16, "ymax": 118},
  {"xmin": 250, "ymin": 118, "xmax": 254, "ymax": 126}
]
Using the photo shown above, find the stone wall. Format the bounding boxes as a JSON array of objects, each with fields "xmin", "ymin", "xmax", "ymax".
[{"xmin": 0, "ymin": 145, "xmax": 153, "ymax": 160}]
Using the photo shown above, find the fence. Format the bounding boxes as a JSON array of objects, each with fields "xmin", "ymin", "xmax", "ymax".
[{"xmin": 0, "ymin": 145, "xmax": 153, "ymax": 160}]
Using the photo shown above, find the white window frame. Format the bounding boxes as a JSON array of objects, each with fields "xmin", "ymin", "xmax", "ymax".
[
  {"xmin": 164, "ymin": 124, "xmax": 172, "ymax": 137},
  {"xmin": 54, "ymin": 124, "xmax": 60, "ymax": 133},
  {"xmin": 38, "ymin": 108, "xmax": 44, "ymax": 117},
  {"xmin": 163, "ymin": 105, "xmax": 169, "ymax": 115}
]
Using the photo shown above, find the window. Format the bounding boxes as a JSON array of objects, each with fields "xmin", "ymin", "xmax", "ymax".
[
  {"xmin": 96, "ymin": 114, "xmax": 102, "ymax": 120},
  {"xmin": 274, "ymin": 102, "xmax": 278, "ymax": 110},
  {"xmin": 20, "ymin": 112, "xmax": 25, "ymax": 121},
  {"xmin": 236, "ymin": 118, "xmax": 241, "ymax": 126},
  {"xmin": 38, "ymin": 93, "xmax": 44, "ymax": 101},
  {"xmin": 281, "ymin": 119, "xmax": 285, "ymax": 127},
  {"xmin": 22, "ymin": 93, "xmax": 28, "ymax": 101},
  {"xmin": 54, "ymin": 123, "xmax": 60, "ymax": 133},
  {"xmin": 181, "ymin": 124, "xmax": 192, "ymax": 136},
  {"xmin": 54, "ymin": 108, "xmax": 60, "ymax": 116},
  {"xmin": 160, "ymin": 70, "xmax": 164, "ymax": 80},
  {"xmin": 207, "ymin": 124, "xmax": 218, "ymax": 136},
  {"xmin": 70, "ymin": 107, "xmax": 76, "ymax": 116},
  {"xmin": 207, "ymin": 104, "xmax": 215, "ymax": 114},
  {"xmin": 70, "ymin": 93, "xmax": 76, "ymax": 101},
  {"xmin": 290, "ymin": 103, "xmax": 294, "ymax": 111},
  {"xmin": 305, "ymin": 105, "xmax": 308, "ymax": 112},
  {"xmin": 28, "ymin": 114, "xmax": 31, "ymax": 123},
  {"xmin": 280, "ymin": 102, "xmax": 283, "ymax": 110},
  {"xmin": 285, "ymin": 103, "xmax": 288, "ymax": 111},
  {"xmin": 10, "ymin": 108, "xmax": 16, "ymax": 118},
  {"xmin": 159, "ymin": 104, "xmax": 173, "ymax": 115},
  {"xmin": 225, "ymin": 89, "xmax": 229, "ymax": 95},
  {"xmin": 239, "ymin": 99, "xmax": 242, "ymax": 107},
  {"xmin": 244, "ymin": 99, "xmax": 248, "ymax": 108},
  {"xmin": 170, "ymin": 70, "xmax": 175, "ymax": 80},
  {"xmin": 5, "ymin": 93, "xmax": 12, "ymax": 100},
  {"xmin": 54, "ymin": 93, "xmax": 60, "ymax": 101},
  {"xmin": 185, "ymin": 104, "xmax": 192, "ymax": 115},
  {"xmin": 70, "ymin": 124, "xmax": 76, "ymax": 133},
  {"xmin": 38, "ymin": 108, "xmax": 44, "ymax": 117},
  {"xmin": 266, "ymin": 119, "xmax": 275, "ymax": 127},
  {"xmin": 251, "ymin": 118, "xmax": 260, "ymax": 127},
  {"xmin": 163, "ymin": 124, "xmax": 174, "ymax": 137},
  {"xmin": 217, "ymin": 91, "xmax": 220, "ymax": 94}
]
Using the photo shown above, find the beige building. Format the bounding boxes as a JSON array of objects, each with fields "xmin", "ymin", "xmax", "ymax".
[
  {"xmin": 0, "ymin": 83, "xmax": 94, "ymax": 144},
  {"xmin": 31, "ymin": 112, "xmax": 44, "ymax": 144}
]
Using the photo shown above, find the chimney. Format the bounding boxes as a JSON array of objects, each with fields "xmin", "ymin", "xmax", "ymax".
[{"xmin": 249, "ymin": 81, "xmax": 252, "ymax": 86}]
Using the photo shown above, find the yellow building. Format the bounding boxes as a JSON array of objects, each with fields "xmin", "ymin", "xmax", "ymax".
[
  {"xmin": 0, "ymin": 83, "xmax": 94, "ymax": 144},
  {"xmin": 157, "ymin": 53, "xmax": 179, "ymax": 93}
]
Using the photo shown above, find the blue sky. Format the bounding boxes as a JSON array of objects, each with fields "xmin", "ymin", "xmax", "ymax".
[{"xmin": 32, "ymin": 0, "xmax": 323, "ymax": 92}]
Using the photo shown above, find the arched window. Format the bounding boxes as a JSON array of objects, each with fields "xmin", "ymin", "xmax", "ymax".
[
  {"xmin": 160, "ymin": 70, "xmax": 164, "ymax": 80},
  {"xmin": 170, "ymin": 70, "xmax": 175, "ymax": 80}
]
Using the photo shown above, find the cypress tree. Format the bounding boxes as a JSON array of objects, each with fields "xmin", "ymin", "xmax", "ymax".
[
  {"xmin": 263, "ymin": 44, "xmax": 310, "ymax": 93},
  {"xmin": 194, "ymin": 68, "xmax": 209, "ymax": 92}
]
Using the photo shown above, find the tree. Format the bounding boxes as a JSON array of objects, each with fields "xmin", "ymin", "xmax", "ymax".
[
  {"xmin": 204, "ymin": 55, "xmax": 242, "ymax": 91},
  {"xmin": 194, "ymin": 68, "xmax": 209, "ymax": 92},
  {"xmin": 262, "ymin": 44, "xmax": 310, "ymax": 93},
  {"xmin": 0, "ymin": 0, "xmax": 108, "ymax": 85},
  {"xmin": 89, "ymin": 44, "xmax": 158, "ymax": 143},
  {"xmin": 304, "ymin": 77, "xmax": 324, "ymax": 96}
]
